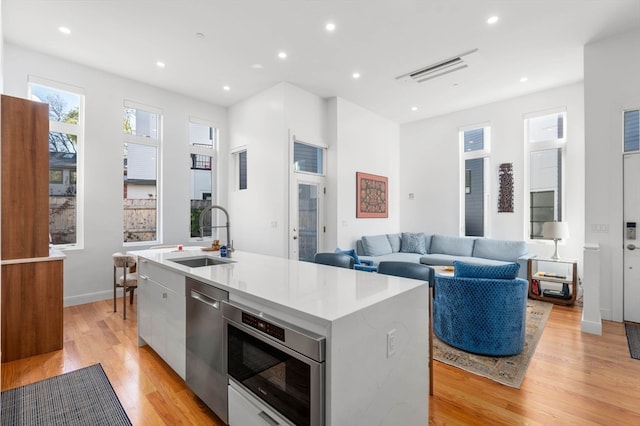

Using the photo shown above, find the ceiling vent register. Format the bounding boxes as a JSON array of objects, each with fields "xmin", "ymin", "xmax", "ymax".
[{"xmin": 396, "ymin": 48, "xmax": 478, "ymax": 84}]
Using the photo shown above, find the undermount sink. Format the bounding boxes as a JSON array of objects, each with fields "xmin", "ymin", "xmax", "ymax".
[{"xmin": 168, "ymin": 256, "xmax": 235, "ymax": 268}]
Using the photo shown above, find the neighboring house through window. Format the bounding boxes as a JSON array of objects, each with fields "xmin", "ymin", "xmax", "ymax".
[
  {"xmin": 123, "ymin": 102, "xmax": 161, "ymax": 243},
  {"xmin": 28, "ymin": 78, "xmax": 84, "ymax": 248},
  {"xmin": 460, "ymin": 124, "xmax": 490, "ymax": 237},
  {"xmin": 189, "ymin": 119, "xmax": 217, "ymax": 238}
]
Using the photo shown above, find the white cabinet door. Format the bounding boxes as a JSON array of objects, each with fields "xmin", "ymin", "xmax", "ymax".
[
  {"xmin": 137, "ymin": 264, "xmax": 152, "ymax": 344},
  {"xmin": 136, "ymin": 259, "xmax": 186, "ymax": 379},
  {"xmin": 149, "ymin": 279, "xmax": 168, "ymax": 359},
  {"xmin": 228, "ymin": 384, "xmax": 292, "ymax": 426},
  {"xmin": 165, "ymin": 286, "xmax": 186, "ymax": 378}
]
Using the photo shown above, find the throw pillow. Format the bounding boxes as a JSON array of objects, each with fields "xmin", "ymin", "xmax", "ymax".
[
  {"xmin": 453, "ymin": 261, "xmax": 519, "ymax": 280},
  {"xmin": 400, "ymin": 232, "xmax": 427, "ymax": 254},
  {"xmin": 335, "ymin": 248, "xmax": 360, "ymax": 265},
  {"xmin": 361, "ymin": 235, "xmax": 393, "ymax": 256}
]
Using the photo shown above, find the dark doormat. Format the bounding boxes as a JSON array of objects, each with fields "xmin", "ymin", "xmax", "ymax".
[
  {"xmin": 1, "ymin": 363, "xmax": 131, "ymax": 426},
  {"xmin": 625, "ymin": 322, "xmax": 640, "ymax": 360}
]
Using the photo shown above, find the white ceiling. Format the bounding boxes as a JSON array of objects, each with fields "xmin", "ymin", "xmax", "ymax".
[{"xmin": 3, "ymin": 0, "xmax": 639, "ymax": 123}]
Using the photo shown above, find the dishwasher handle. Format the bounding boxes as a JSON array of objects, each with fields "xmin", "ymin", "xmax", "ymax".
[{"xmin": 190, "ymin": 289, "xmax": 221, "ymax": 310}]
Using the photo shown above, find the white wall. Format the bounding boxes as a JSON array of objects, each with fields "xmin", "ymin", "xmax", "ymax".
[
  {"xmin": 584, "ymin": 29, "xmax": 640, "ymax": 321},
  {"xmin": 328, "ymin": 97, "xmax": 400, "ymax": 250},
  {"xmin": 228, "ymin": 82, "xmax": 326, "ymax": 258},
  {"xmin": 399, "ymin": 83, "xmax": 585, "ymax": 267},
  {"xmin": 3, "ymin": 44, "xmax": 227, "ymax": 306}
]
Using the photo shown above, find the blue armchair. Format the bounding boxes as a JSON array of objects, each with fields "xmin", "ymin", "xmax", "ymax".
[
  {"xmin": 335, "ymin": 248, "xmax": 377, "ymax": 272},
  {"xmin": 433, "ymin": 261, "xmax": 528, "ymax": 356}
]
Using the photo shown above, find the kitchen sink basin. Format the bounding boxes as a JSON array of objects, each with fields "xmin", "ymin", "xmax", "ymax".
[{"xmin": 168, "ymin": 256, "xmax": 234, "ymax": 268}]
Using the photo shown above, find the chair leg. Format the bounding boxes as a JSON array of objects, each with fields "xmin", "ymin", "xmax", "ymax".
[
  {"xmin": 123, "ymin": 267, "xmax": 127, "ymax": 320},
  {"xmin": 130, "ymin": 288, "xmax": 135, "ymax": 304},
  {"xmin": 113, "ymin": 266, "xmax": 117, "ymax": 313}
]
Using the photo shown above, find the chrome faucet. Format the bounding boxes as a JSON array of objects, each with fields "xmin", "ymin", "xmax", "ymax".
[{"xmin": 199, "ymin": 205, "xmax": 233, "ymax": 253}]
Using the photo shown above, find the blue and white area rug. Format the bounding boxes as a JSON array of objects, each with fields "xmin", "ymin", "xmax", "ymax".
[
  {"xmin": 1, "ymin": 363, "xmax": 131, "ymax": 426},
  {"xmin": 433, "ymin": 299, "xmax": 553, "ymax": 388}
]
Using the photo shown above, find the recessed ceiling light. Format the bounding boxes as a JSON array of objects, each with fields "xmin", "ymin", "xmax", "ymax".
[
  {"xmin": 223, "ymin": 85, "xmax": 230, "ymax": 91},
  {"xmin": 325, "ymin": 22, "xmax": 336, "ymax": 32},
  {"xmin": 58, "ymin": 26, "xmax": 71, "ymax": 35},
  {"xmin": 352, "ymin": 72, "xmax": 361, "ymax": 79},
  {"xmin": 411, "ymin": 106, "xmax": 418, "ymax": 111},
  {"xmin": 487, "ymin": 16, "xmax": 499, "ymax": 25},
  {"xmin": 520, "ymin": 77, "xmax": 528, "ymax": 82},
  {"xmin": 251, "ymin": 63, "xmax": 264, "ymax": 69},
  {"xmin": 278, "ymin": 51, "xmax": 287, "ymax": 59},
  {"xmin": 156, "ymin": 61, "xmax": 166, "ymax": 68}
]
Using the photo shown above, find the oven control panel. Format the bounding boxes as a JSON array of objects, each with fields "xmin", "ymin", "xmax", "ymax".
[{"xmin": 241, "ymin": 312, "xmax": 285, "ymax": 342}]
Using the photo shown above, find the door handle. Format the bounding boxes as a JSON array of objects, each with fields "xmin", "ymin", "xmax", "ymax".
[
  {"xmin": 627, "ymin": 244, "xmax": 637, "ymax": 251},
  {"xmin": 190, "ymin": 290, "xmax": 220, "ymax": 309}
]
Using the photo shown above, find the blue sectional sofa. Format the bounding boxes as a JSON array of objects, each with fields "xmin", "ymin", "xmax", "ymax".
[{"xmin": 355, "ymin": 232, "xmax": 530, "ymax": 279}]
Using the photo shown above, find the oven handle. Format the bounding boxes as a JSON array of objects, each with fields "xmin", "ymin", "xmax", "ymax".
[
  {"xmin": 190, "ymin": 289, "xmax": 220, "ymax": 310},
  {"xmin": 258, "ymin": 411, "xmax": 280, "ymax": 426}
]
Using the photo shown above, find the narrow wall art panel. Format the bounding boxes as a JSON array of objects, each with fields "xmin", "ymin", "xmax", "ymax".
[
  {"xmin": 498, "ymin": 163, "xmax": 514, "ymax": 213},
  {"xmin": 356, "ymin": 172, "xmax": 388, "ymax": 218}
]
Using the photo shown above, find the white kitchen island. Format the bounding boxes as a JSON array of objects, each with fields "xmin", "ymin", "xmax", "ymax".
[{"xmin": 132, "ymin": 248, "xmax": 429, "ymax": 426}]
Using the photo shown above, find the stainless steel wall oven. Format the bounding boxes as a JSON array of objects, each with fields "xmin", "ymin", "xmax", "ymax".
[{"xmin": 223, "ymin": 302, "xmax": 326, "ymax": 426}]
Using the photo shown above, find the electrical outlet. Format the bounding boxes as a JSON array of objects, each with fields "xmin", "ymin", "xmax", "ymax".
[{"xmin": 387, "ymin": 329, "xmax": 396, "ymax": 358}]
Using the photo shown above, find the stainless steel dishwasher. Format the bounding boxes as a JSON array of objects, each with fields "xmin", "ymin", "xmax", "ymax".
[{"xmin": 186, "ymin": 277, "xmax": 229, "ymax": 423}]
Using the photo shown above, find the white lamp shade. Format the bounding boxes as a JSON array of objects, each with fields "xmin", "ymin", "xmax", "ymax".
[{"xmin": 542, "ymin": 221, "xmax": 569, "ymax": 240}]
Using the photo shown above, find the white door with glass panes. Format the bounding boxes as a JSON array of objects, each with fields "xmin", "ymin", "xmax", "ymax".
[
  {"xmin": 288, "ymin": 137, "xmax": 326, "ymax": 261},
  {"xmin": 624, "ymin": 153, "xmax": 640, "ymax": 323}
]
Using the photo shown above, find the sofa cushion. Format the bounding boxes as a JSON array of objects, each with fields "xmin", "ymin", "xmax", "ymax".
[
  {"xmin": 473, "ymin": 238, "xmax": 528, "ymax": 262},
  {"xmin": 400, "ymin": 232, "xmax": 427, "ymax": 254},
  {"xmin": 359, "ymin": 252, "xmax": 423, "ymax": 266},
  {"xmin": 361, "ymin": 235, "xmax": 393, "ymax": 256},
  {"xmin": 387, "ymin": 233, "xmax": 402, "ymax": 253},
  {"xmin": 453, "ymin": 261, "xmax": 520, "ymax": 280},
  {"xmin": 430, "ymin": 235, "xmax": 475, "ymax": 256}
]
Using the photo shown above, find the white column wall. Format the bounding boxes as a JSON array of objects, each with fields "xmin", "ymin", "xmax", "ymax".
[
  {"xmin": 399, "ymin": 83, "xmax": 586, "ymax": 267},
  {"xmin": 329, "ymin": 97, "xmax": 401, "ymax": 250},
  {"xmin": 3, "ymin": 44, "xmax": 228, "ymax": 306},
  {"xmin": 584, "ymin": 29, "xmax": 640, "ymax": 321},
  {"xmin": 227, "ymin": 82, "xmax": 326, "ymax": 258}
]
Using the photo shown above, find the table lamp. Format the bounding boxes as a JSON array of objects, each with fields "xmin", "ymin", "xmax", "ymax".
[{"xmin": 542, "ymin": 221, "xmax": 569, "ymax": 260}]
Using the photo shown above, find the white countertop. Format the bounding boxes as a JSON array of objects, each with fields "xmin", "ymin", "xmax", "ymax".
[{"xmin": 131, "ymin": 247, "xmax": 428, "ymax": 325}]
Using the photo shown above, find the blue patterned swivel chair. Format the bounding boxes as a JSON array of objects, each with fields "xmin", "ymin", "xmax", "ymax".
[{"xmin": 433, "ymin": 261, "xmax": 528, "ymax": 356}]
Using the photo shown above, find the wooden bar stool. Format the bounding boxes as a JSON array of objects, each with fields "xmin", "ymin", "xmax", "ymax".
[{"xmin": 112, "ymin": 253, "xmax": 137, "ymax": 319}]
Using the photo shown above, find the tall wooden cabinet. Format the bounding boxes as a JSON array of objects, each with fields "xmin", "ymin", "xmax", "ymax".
[{"xmin": 1, "ymin": 94, "xmax": 64, "ymax": 362}]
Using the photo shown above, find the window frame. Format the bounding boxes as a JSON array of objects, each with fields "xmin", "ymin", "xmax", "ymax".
[
  {"xmin": 459, "ymin": 123, "xmax": 491, "ymax": 237},
  {"xmin": 28, "ymin": 76, "xmax": 85, "ymax": 250},
  {"xmin": 188, "ymin": 117, "xmax": 218, "ymax": 240},
  {"xmin": 122, "ymin": 100, "xmax": 162, "ymax": 246},
  {"xmin": 231, "ymin": 146, "xmax": 248, "ymax": 191},
  {"xmin": 524, "ymin": 108, "xmax": 567, "ymax": 241},
  {"xmin": 624, "ymin": 108, "xmax": 640, "ymax": 153}
]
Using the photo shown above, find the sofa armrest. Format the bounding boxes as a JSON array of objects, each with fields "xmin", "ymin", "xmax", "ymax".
[{"xmin": 516, "ymin": 254, "xmax": 535, "ymax": 279}]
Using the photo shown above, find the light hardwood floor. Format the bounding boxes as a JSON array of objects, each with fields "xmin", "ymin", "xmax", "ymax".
[{"xmin": 2, "ymin": 297, "xmax": 640, "ymax": 425}]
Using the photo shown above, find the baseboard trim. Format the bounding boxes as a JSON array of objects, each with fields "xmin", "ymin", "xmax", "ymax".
[
  {"xmin": 64, "ymin": 290, "xmax": 112, "ymax": 307},
  {"xmin": 581, "ymin": 315, "xmax": 602, "ymax": 335}
]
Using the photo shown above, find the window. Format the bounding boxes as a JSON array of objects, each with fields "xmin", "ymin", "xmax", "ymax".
[
  {"xmin": 28, "ymin": 79, "xmax": 84, "ymax": 247},
  {"xmin": 460, "ymin": 125, "xmax": 490, "ymax": 237},
  {"xmin": 123, "ymin": 103, "xmax": 160, "ymax": 243},
  {"xmin": 189, "ymin": 120, "xmax": 217, "ymax": 238},
  {"xmin": 294, "ymin": 141, "xmax": 325, "ymax": 174},
  {"xmin": 624, "ymin": 109, "xmax": 640, "ymax": 152},
  {"xmin": 525, "ymin": 110, "xmax": 566, "ymax": 239},
  {"xmin": 237, "ymin": 149, "xmax": 248, "ymax": 190}
]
